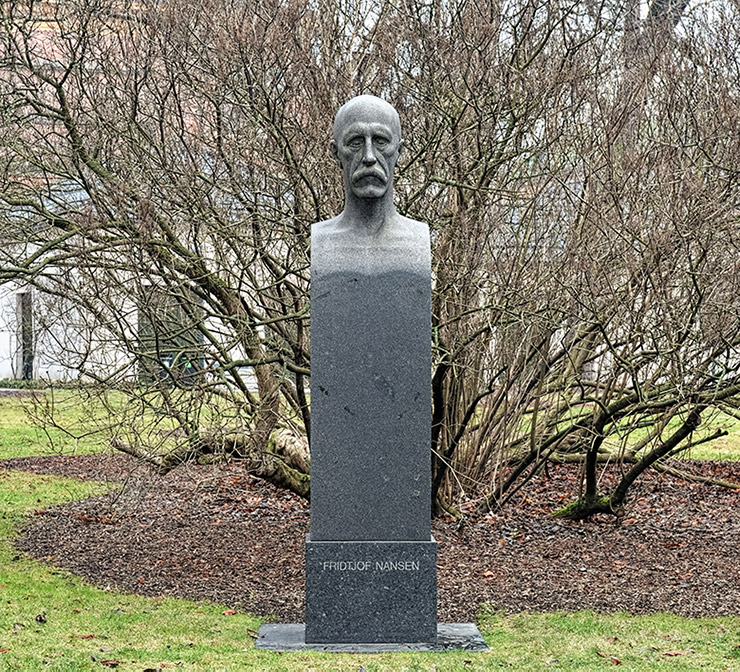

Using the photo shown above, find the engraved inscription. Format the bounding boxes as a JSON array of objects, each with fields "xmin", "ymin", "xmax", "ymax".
[
  {"xmin": 375, "ymin": 560, "xmax": 419, "ymax": 571},
  {"xmin": 321, "ymin": 561, "xmax": 371, "ymax": 571},
  {"xmin": 320, "ymin": 560, "xmax": 420, "ymax": 571}
]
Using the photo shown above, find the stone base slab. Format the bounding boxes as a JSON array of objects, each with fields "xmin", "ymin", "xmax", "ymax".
[
  {"xmin": 305, "ymin": 536, "xmax": 437, "ymax": 643},
  {"xmin": 255, "ymin": 623, "xmax": 489, "ymax": 652}
]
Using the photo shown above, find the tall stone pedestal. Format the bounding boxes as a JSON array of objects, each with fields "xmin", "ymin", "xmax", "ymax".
[{"xmin": 304, "ymin": 221, "xmax": 435, "ymax": 645}]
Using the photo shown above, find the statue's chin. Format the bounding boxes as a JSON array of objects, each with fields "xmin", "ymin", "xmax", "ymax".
[{"xmin": 350, "ymin": 184, "xmax": 388, "ymax": 200}]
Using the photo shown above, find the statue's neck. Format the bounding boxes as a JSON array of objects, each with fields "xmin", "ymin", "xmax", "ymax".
[{"xmin": 341, "ymin": 191, "xmax": 396, "ymax": 234}]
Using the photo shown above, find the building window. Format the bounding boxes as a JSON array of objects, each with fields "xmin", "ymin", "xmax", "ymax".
[{"xmin": 137, "ymin": 288, "xmax": 204, "ymax": 386}]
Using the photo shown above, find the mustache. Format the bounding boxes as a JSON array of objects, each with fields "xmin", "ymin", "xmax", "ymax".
[{"xmin": 352, "ymin": 168, "xmax": 387, "ymax": 184}]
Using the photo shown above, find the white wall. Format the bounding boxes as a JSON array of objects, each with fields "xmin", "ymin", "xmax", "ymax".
[
  {"xmin": 0, "ymin": 283, "xmax": 88, "ymax": 382},
  {"xmin": 0, "ymin": 284, "xmax": 19, "ymax": 379},
  {"xmin": 0, "ymin": 281, "xmax": 264, "ymax": 390}
]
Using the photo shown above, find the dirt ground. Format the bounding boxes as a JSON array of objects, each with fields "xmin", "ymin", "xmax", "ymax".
[{"xmin": 2, "ymin": 453, "xmax": 738, "ymax": 622}]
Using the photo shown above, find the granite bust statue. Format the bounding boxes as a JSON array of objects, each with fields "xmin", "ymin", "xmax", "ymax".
[
  {"xmin": 256, "ymin": 96, "xmax": 488, "ymax": 651},
  {"xmin": 309, "ymin": 95, "xmax": 433, "ymax": 545},
  {"xmin": 332, "ymin": 95, "xmax": 400, "ymax": 206},
  {"xmin": 306, "ymin": 95, "xmax": 436, "ymax": 642}
]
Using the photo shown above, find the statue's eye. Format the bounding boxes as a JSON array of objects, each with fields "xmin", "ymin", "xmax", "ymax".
[
  {"xmin": 374, "ymin": 137, "xmax": 389, "ymax": 148},
  {"xmin": 348, "ymin": 137, "xmax": 363, "ymax": 149}
]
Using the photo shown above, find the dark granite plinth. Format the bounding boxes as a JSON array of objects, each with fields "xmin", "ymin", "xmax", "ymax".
[
  {"xmin": 310, "ymin": 267, "xmax": 432, "ymax": 542},
  {"xmin": 255, "ymin": 623, "xmax": 489, "ymax": 652},
  {"xmin": 305, "ymin": 536, "xmax": 437, "ymax": 643}
]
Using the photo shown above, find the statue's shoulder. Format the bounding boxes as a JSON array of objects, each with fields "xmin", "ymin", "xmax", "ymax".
[
  {"xmin": 398, "ymin": 215, "xmax": 429, "ymax": 235},
  {"xmin": 311, "ymin": 216, "xmax": 341, "ymax": 239}
]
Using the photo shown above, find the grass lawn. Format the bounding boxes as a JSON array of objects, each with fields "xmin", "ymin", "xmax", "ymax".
[
  {"xmin": 0, "ymin": 391, "xmax": 111, "ymax": 459},
  {"xmin": 686, "ymin": 412, "xmax": 740, "ymax": 460},
  {"xmin": 599, "ymin": 409, "xmax": 740, "ymax": 462},
  {"xmin": 0, "ymin": 392, "xmax": 738, "ymax": 669}
]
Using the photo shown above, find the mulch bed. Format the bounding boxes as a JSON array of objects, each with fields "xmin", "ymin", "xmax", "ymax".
[{"xmin": 2, "ymin": 453, "xmax": 739, "ymax": 621}]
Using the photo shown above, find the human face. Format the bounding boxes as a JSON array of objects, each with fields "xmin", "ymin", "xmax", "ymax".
[{"xmin": 333, "ymin": 108, "xmax": 401, "ymax": 200}]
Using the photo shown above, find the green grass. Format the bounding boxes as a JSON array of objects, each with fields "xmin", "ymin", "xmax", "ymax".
[
  {"xmin": 652, "ymin": 412, "xmax": 740, "ymax": 461},
  {"xmin": 478, "ymin": 608, "xmax": 739, "ymax": 670},
  {"xmin": 0, "ymin": 469, "xmax": 266, "ymax": 670},
  {"xmin": 6, "ymin": 389, "xmax": 740, "ymax": 464},
  {"xmin": 682, "ymin": 413, "xmax": 740, "ymax": 460},
  {"xmin": 0, "ymin": 391, "xmax": 110, "ymax": 459},
  {"xmin": 602, "ymin": 410, "xmax": 740, "ymax": 463},
  {"xmin": 0, "ymin": 388, "xmax": 287, "ymax": 462}
]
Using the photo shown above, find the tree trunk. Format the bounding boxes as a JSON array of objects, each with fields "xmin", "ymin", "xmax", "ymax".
[{"xmin": 112, "ymin": 426, "xmax": 311, "ymax": 499}]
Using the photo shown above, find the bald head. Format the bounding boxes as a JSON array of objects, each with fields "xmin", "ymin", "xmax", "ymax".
[{"xmin": 333, "ymin": 95, "xmax": 402, "ymax": 146}]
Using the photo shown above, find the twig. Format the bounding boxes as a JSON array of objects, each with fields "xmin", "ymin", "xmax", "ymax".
[{"xmin": 653, "ymin": 462, "xmax": 740, "ymax": 490}]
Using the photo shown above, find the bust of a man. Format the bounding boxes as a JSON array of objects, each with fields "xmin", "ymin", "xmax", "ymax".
[
  {"xmin": 308, "ymin": 95, "xmax": 432, "ymax": 543},
  {"xmin": 312, "ymin": 95, "xmax": 429, "ymax": 274}
]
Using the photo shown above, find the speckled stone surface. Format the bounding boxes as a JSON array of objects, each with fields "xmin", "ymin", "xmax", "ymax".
[
  {"xmin": 255, "ymin": 623, "xmax": 489, "ymax": 652},
  {"xmin": 308, "ymin": 208, "xmax": 436, "ymax": 643},
  {"xmin": 309, "ymin": 225, "xmax": 432, "ymax": 542},
  {"xmin": 305, "ymin": 537, "xmax": 437, "ymax": 643}
]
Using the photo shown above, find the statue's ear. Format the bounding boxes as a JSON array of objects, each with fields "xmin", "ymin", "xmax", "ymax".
[
  {"xmin": 330, "ymin": 140, "xmax": 341, "ymax": 167},
  {"xmin": 397, "ymin": 138, "xmax": 404, "ymax": 157}
]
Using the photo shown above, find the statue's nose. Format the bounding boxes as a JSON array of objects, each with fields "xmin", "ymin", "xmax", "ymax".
[{"xmin": 362, "ymin": 138, "xmax": 377, "ymax": 165}]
